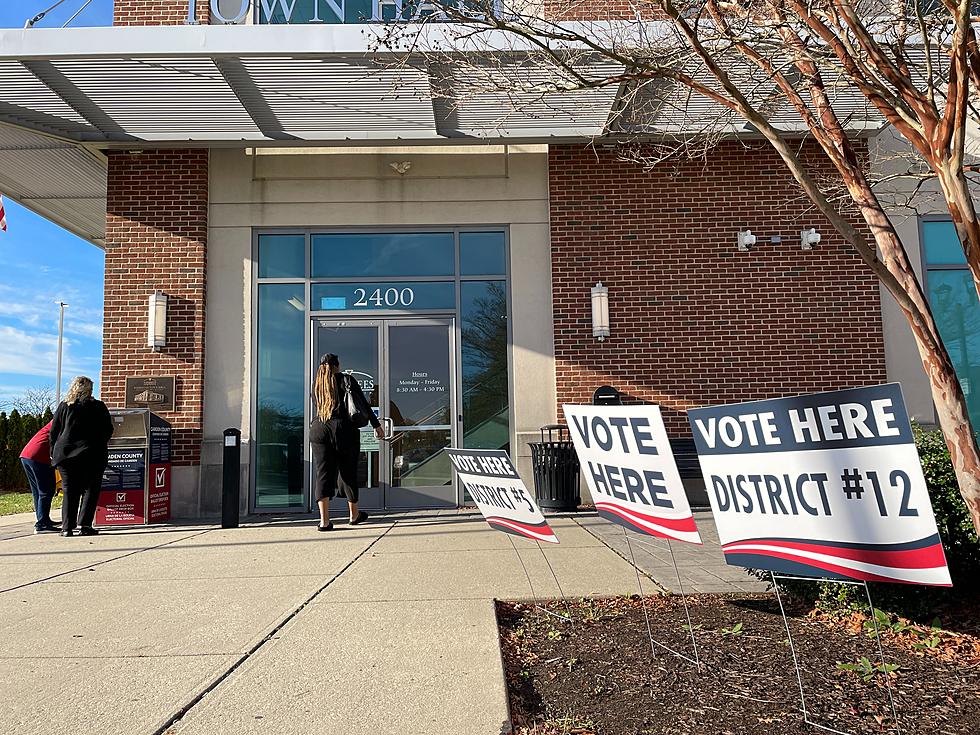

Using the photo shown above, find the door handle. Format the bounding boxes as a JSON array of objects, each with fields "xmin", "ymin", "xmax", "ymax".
[{"xmin": 382, "ymin": 417, "xmax": 394, "ymax": 440}]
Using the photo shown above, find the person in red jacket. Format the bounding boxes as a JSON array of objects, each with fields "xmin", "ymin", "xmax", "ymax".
[{"xmin": 20, "ymin": 421, "xmax": 58, "ymax": 534}]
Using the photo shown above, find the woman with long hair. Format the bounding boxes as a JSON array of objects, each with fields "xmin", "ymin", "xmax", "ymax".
[
  {"xmin": 310, "ymin": 353, "xmax": 384, "ymax": 531},
  {"xmin": 49, "ymin": 376, "xmax": 113, "ymax": 537}
]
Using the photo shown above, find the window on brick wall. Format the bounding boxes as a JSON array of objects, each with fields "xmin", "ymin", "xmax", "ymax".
[{"xmin": 922, "ymin": 219, "xmax": 980, "ymax": 428}]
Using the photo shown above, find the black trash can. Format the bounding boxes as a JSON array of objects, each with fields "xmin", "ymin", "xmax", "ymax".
[{"xmin": 529, "ymin": 424, "xmax": 581, "ymax": 512}]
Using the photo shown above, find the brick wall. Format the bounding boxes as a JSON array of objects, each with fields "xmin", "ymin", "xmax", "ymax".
[
  {"xmin": 104, "ymin": 150, "xmax": 209, "ymax": 466},
  {"xmin": 544, "ymin": 0, "xmax": 664, "ymax": 20},
  {"xmin": 114, "ymin": 0, "xmax": 208, "ymax": 25},
  {"xmin": 549, "ymin": 142, "xmax": 887, "ymax": 435}
]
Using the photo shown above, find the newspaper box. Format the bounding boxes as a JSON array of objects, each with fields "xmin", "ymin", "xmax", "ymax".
[{"xmin": 97, "ymin": 409, "xmax": 172, "ymax": 526}]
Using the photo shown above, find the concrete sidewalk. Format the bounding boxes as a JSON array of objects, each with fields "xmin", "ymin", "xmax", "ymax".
[
  {"xmin": 575, "ymin": 511, "xmax": 769, "ymax": 594},
  {"xmin": 0, "ymin": 509, "xmax": 654, "ymax": 735}
]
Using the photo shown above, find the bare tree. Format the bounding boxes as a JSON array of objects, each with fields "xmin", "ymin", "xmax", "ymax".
[
  {"xmin": 0, "ymin": 385, "xmax": 55, "ymax": 416},
  {"xmin": 374, "ymin": 0, "xmax": 980, "ymax": 532}
]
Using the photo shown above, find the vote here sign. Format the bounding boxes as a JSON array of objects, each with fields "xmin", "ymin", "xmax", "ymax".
[
  {"xmin": 564, "ymin": 405, "xmax": 702, "ymax": 545},
  {"xmin": 446, "ymin": 448, "xmax": 559, "ymax": 544},
  {"xmin": 688, "ymin": 384, "xmax": 951, "ymax": 586}
]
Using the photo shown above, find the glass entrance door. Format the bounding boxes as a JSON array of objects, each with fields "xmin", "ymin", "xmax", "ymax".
[{"xmin": 312, "ymin": 318, "xmax": 457, "ymax": 509}]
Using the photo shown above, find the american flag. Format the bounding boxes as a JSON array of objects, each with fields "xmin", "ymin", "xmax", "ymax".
[{"xmin": 0, "ymin": 195, "xmax": 6, "ymax": 232}]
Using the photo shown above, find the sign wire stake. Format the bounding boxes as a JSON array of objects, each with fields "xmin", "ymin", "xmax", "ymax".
[
  {"xmin": 623, "ymin": 526, "xmax": 658, "ymax": 661},
  {"xmin": 624, "ymin": 531, "xmax": 701, "ymax": 666},
  {"xmin": 862, "ymin": 581, "xmax": 902, "ymax": 734},
  {"xmin": 772, "ymin": 573, "xmax": 899, "ymax": 735},
  {"xmin": 509, "ymin": 534, "xmax": 566, "ymax": 623},
  {"xmin": 508, "ymin": 533, "xmax": 538, "ymax": 608},
  {"xmin": 536, "ymin": 539, "xmax": 574, "ymax": 628},
  {"xmin": 771, "ymin": 571, "xmax": 813, "ymax": 728},
  {"xmin": 667, "ymin": 538, "xmax": 701, "ymax": 668}
]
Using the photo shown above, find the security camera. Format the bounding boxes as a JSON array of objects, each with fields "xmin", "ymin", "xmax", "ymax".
[
  {"xmin": 737, "ymin": 230, "xmax": 757, "ymax": 251},
  {"xmin": 801, "ymin": 228, "xmax": 821, "ymax": 250}
]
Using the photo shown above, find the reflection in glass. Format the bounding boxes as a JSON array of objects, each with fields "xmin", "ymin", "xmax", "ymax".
[
  {"xmin": 461, "ymin": 281, "xmax": 510, "ymax": 451},
  {"xmin": 386, "ymin": 325, "xmax": 452, "ymax": 427},
  {"xmin": 258, "ymin": 234, "xmax": 305, "ymax": 279},
  {"xmin": 259, "ymin": 0, "xmax": 372, "ymax": 24},
  {"xmin": 923, "ymin": 221, "xmax": 967, "ymax": 265},
  {"xmin": 314, "ymin": 324, "xmax": 381, "ymax": 490},
  {"xmin": 460, "ymin": 231, "xmax": 507, "ymax": 275},
  {"xmin": 928, "ymin": 269, "xmax": 980, "ymax": 428},
  {"xmin": 255, "ymin": 285, "xmax": 306, "ymax": 507},
  {"xmin": 312, "ymin": 233, "xmax": 455, "ymax": 278},
  {"xmin": 390, "ymin": 429, "xmax": 453, "ymax": 487}
]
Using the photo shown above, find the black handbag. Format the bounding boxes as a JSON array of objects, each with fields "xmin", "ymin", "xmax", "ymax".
[{"xmin": 344, "ymin": 375, "xmax": 371, "ymax": 429}]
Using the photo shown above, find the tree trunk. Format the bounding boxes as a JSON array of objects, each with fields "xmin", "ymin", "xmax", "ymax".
[
  {"xmin": 925, "ymin": 353, "xmax": 980, "ymax": 534},
  {"xmin": 851, "ymin": 184, "xmax": 980, "ymax": 536}
]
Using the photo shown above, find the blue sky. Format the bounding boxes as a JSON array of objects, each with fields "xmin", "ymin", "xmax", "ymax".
[{"xmin": 0, "ymin": 1, "xmax": 113, "ymax": 408}]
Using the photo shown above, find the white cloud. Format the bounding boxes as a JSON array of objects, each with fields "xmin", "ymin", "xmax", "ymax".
[
  {"xmin": 0, "ymin": 325, "xmax": 97, "ymax": 379},
  {"xmin": 72, "ymin": 321, "xmax": 104, "ymax": 339}
]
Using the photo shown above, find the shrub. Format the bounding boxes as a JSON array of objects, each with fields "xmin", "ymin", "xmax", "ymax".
[
  {"xmin": 0, "ymin": 409, "xmax": 53, "ymax": 491},
  {"xmin": 914, "ymin": 423, "xmax": 980, "ymax": 580}
]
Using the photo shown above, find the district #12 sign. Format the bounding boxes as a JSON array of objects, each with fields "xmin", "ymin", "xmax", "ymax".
[
  {"xmin": 446, "ymin": 448, "xmax": 559, "ymax": 544},
  {"xmin": 687, "ymin": 383, "xmax": 951, "ymax": 587},
  {"xmin": 563, "ymin": 404, "xmax": 702, "ymax": 545}
]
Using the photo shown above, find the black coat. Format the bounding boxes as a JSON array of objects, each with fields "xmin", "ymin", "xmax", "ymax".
[{"xmin": 50, "ymin": 397, "xmax": 114, "ymax": 467}]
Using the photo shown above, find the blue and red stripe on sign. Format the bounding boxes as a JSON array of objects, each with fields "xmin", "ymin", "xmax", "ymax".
[
  {"xmin": 721, "ymin": 534, "xmax": 951, "ymax": 586},
  {"xmin": 595, "ymin": 502, "xmax": 702, "ymax": 545},
  {"xmin": 485, "ymin": 516, "xmax": 559, "ymax": 544}
]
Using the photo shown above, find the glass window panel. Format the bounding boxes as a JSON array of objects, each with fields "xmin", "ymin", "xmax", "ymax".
[
  {"xmin": 389, "ymin": 429, "xmax": 453, "ymax": 487},
  {"xmin": 387, "ymin": 324, "xmax": 452, "ymax": 427},
  {"xmin": 923, "ymin": 220, "xmax": 966, "ymax": 265},
  {"xmin": 927, "ymin": 269, "xmax": 980, "ymax": 429},
  {"xmin": 255, "ymin": 285, "xmax": 306, "ymax": 508},
  {"xmin": 460, "ymin": 280, "xmax": 510, "ymax": 452},
  {"xmin": 460, "ymin": 231, "xmax": 507, "ymax": 275},
  {"xmin": 312, "ymin": 233, "xmax": 455, "ymax": 278},
  {"xmin": 258, "ymin": 234, "xmax": 305, "ymax": 279},
  {"xmin": 314, "ymin": 323, "xmax": 381, "ymax": 491},
  {"xmin": 312, "ymin": 282, "xmax": 455, "ymax": 312}
]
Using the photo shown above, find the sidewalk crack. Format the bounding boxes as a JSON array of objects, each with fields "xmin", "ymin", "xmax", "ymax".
[{"xmin": 151, "ymin": 521, "xmax": 400, "ymax": 735}]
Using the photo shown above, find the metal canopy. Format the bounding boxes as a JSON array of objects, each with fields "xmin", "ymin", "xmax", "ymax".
[
  {"xmin": 0, "ymin": 124, "xmax": 106, "ymax": 246},
  {"xmin": 0, "ymin": 23, "xmax": 885, "ymax": 246},
  {"xmin": 0, "ymin": 25, "xmax": 625, "ymax": 144}
]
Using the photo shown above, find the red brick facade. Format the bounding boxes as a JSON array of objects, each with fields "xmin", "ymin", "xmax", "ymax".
[
  {"xmin": 104, "ymin": 150, "xmax": 209, "ymax": 466},
  {"xmin": 114, "ymin": 0, "xmax": 208, "ymax": 25},
  {"xmin": 549, "ymin": 142, "xmax": 887, "ymax": 435},
  {"xmin": 544, "ymin": 0, "xmax": 664, "ymax": 20}
]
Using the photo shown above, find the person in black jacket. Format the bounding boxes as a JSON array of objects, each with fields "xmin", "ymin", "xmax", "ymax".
[
  {"xmin": 49, "ymin": 376, "xmax": 113, "ymax": 537},
  {"xmin": 310, "ymin": 353, "xmax": 385, "ymax": 532}
]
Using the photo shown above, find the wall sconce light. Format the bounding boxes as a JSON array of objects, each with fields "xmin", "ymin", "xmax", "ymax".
[
  {"xmin": 591, "ymin": 281, "xmax": 610, "ymax": 341},
  {"xmin": 737, "ymin": 230, "xmax": 757, "ymax": 251},
  {"xmin": 148, "ymin": 290, "xmax": 168, "ymax": 351},
  {"xmin": 800, "ymin": 227, "xmax": 821, "ymax": 250}
]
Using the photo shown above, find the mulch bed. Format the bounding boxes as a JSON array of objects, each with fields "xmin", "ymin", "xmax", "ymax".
[{"xmin": 496, "ymin": 594, "xmax": 980, "ymax": 735}]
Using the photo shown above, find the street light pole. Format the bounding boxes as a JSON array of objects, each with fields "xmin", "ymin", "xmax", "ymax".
[{"xmin": 55, "ymin": 301, "xmax": 68, "ymax": 405}]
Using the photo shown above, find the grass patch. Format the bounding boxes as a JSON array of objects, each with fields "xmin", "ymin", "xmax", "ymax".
[{"xmin": 0, "ymin": 491, "xmax": 62, "ymax": 516}]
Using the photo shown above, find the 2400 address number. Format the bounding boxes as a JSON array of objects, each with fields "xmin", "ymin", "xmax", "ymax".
[{"xmin": 353, "ymin": 287, "xmax": 415, "ymax": 308}]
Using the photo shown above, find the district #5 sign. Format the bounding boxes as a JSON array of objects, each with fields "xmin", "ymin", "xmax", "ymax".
[
  {"xmin": 446, "ymin": 449, "xmax": 558, "ymax": 544},
  {"xmin": 688, "ymin": 383, "xmax": 951, "ymax": 587},
  {"xmin": 564, "ymin": 404, "xmax": 702, "ymax": 545}
]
